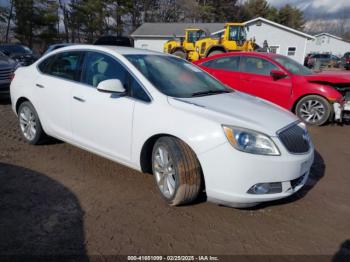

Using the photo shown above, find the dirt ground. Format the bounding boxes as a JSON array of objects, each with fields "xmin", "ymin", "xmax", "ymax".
[{"xmin": 0, "ymin": 96, "xmax": 349, "ymax": 259}]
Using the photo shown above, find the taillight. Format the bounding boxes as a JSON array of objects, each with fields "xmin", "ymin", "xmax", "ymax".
[{"xmin": 10, "ymin": 72, "xmax": 15, "ymax": 82}]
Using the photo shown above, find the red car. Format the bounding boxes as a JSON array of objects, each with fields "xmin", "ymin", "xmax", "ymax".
[{"xmin": 194, "ymin": 52, "xmax": 350, "ymax": 125}]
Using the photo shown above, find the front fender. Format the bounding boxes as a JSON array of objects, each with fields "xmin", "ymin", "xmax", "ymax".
[{"xmin": 131, "ymin": 99, "xmax": 226, "ymax": 169}]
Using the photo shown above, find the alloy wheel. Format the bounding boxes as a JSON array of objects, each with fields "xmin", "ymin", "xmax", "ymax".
[
  {"xmin": 19, "ymin": 105, "xmax": 37, "ymax": 141},
  {"xmin": 153, "ymin": 146, "xmax": 176, "ymax": 199},
  {"xmin": 299, "ymin": 99, "xmax": 326, "ymax": 123}
]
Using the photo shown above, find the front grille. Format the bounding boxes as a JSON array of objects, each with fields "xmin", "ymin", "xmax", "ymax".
[
  {"xmin": 278, "ymin": 123, "xmax": 310, "ymax": 154},
  {"xmin": 0, "ymin": 67, "xmax": 14, "ymax": 81}
]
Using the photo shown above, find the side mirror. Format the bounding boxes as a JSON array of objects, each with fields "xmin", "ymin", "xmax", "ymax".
[
  {"xmin": 97, "ymin": 79, "xmax": 126, "ymax": 93},
  {"xmin": 270, "ymin": 69, "xmax": 287, "ymax": 80}
]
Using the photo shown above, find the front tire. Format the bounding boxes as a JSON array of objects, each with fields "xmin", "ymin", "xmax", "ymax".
[
  {"xmin": 18, "ymin": 101, "xmax": 47, "ymax": 144},
  {"xmin": 295, "ymin": 95, "xmax": 331, "ymax": 126},
  {"xmin": 152, "ymin": 137, "xmax": 202, "ymax": 206}
]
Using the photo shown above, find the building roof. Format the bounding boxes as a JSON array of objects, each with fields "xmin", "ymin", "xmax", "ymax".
[
  {"xmin": 314, "ymin": 32, "xmax": 343, "ymax": 41},
  {"xmin": 131, "ymin": 23, "xmax": 224, "ymax": 38},
  {"xmin": 212, "ymin": 17, "xmax": 315, "ymax": 40}
]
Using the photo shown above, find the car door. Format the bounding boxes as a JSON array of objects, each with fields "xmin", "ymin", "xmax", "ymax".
[
  {"xmin": 35, "ymin": 51, "xmax": 83, "ymax": 140},
  {"xmin": 200, "ymin": 56, "xmax": 241, "ymax": 89},
  {"xmin": 239, "ymin": 56, "xmax": 292, "ymax": 108},
  {"xmin": 71, "ymin": 51, "xmax": 135, "ymax": 162}
]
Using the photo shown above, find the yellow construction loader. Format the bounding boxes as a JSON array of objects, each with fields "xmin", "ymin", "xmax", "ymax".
[
  {"xmin": 164, "ymin": 23, "xmax": 257, "ymax": 61},
  {"xmin": 163, "ymin": 28, "xmax": 207, "ymax": 60}
]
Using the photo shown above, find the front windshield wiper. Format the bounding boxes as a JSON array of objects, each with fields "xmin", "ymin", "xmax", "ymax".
[{"xmin": 191, "ymin": 90, "xmax": 233, "ymax": 97}]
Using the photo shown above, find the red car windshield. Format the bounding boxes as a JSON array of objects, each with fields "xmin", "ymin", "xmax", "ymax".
[{"xmin": 273, "ymin": 55, "xmax": 314, "ymax": 76}]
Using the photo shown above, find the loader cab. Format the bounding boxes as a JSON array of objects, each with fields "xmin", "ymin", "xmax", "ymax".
[
  {"xmin": 222, "ymin": 23, "xmax": 254, "ymax": 51},
  {"xmin": 182, "ymin": 29, "xmax": 207, "ymax": 52},
  {"xmin": 224, "ymin": 23, "xmax": 248, "ymax": 44},
  {"xmin": 185, "ymin": 29, "xmax": 207, "ymax": 43}
]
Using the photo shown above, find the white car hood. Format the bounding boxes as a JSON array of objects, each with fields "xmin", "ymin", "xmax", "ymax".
[{"xmin": 168, "ymin": 91, "xmax": 298, "ymax": 136}]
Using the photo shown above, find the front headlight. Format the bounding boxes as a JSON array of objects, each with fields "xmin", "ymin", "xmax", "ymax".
[
  {"xmin": 196, "ymin": 47, "xmax": 199, "ymax": 52},
  {"xmin": 223, "ymin": 125, "xmax": 280, "ymax": 156}
]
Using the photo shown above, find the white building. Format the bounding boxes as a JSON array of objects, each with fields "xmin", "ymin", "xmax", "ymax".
[
  {"xmin": 212, "ymin": 17, "xmax": 315, "ymax": 64},
  {"xmin": 130, "ymin": 17, "xmax": 315, "ymax": 64},
  {"xmin": 131, "ymin": 23, "xmax": 224, "ymax": 53},
  {"xmin": 306, "ymin": 32, "xmax": 350, "ymax": 56}
]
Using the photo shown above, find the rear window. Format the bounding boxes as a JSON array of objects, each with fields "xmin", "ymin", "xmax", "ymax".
[{"xmin": 313, "ymin": 54, "xmax": 330, "ymax": 59}]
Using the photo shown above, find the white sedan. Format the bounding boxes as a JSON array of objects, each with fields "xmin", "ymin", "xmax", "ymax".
[{"xmin": 10, "ymin": 45, "xmax": 314, "ymax": 208}]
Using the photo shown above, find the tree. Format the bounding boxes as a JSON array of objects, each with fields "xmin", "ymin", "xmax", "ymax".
[
  {"xmin": 13, "ymin": 0, "xmax": 59, "ymax": 48},
  {"xmin": 243, "ymin": 0, "xmax": 270, "ymax": 19},
  {"xmin": 278, "ymin": 4, "xmax": 305, "ymax": 30}
]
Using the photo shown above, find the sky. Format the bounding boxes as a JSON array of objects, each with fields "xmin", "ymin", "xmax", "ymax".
[{"xmin": 267, "ymin": 0, "xmax": 350, "ymax": 19}]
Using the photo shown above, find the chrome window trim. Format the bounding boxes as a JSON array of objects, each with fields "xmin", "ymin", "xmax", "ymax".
[{"xmin": 36, "ymin": 48, "xmax": 153, "ymax": 104}]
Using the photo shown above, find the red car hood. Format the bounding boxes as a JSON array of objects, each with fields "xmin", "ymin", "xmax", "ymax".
[{"xmin": 304, "ymin": 72, "xmax": 350, "ymax": 84}]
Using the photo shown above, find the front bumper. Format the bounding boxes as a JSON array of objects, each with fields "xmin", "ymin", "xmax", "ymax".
[
  {"xmin": 0, "ymin": 83, "xmax": 10, "ymax": 94},
  {"xmin": 197, "ymin": 138, "xmax": 314, "ymax": 208},
  {"xmin": 334, "ymin": 101, "xmax": 350, "ymax": 122}
]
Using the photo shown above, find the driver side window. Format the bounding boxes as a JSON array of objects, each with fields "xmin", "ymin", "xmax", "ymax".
[
  {"xmin": 81, "ymin": 51, "xmax": 127, "ymax": 88},
  {"xmin": 240, "ymin": 57, "xmax": 278, "ymax": 76}
]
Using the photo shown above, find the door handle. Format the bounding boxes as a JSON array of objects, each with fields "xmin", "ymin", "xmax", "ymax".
[
  {"xmin": 36, "ymin": 83, "xmax": 45, "ymax": 88},
  {"xmin": 73, "ymin": 96, "xmax": 85, "ymax": 102},
  {"xmin": 241, "ymin": 78, "xmax": 251, "ymax": 81}
]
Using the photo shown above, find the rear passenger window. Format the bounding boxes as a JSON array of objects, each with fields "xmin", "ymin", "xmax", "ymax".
[
  {"xmin": 47, "ymin": 52, "xmax": 82, "ymax": 81},
  {"xmin": 202, "ymin": 56, "xmax": 240, "ymax": 71},
  {"xmin": 240, "ymin": 57, "xmax": 278, "ymax": 76}
]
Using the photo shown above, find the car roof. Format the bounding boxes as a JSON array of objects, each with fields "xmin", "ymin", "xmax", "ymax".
[
  {"xmin": 194, "ymin": 51, "xmax": 280, "ymax": 64},
  {"xmin": 52, "ymin": 44, "xmax": 165, "ymax": 56}
]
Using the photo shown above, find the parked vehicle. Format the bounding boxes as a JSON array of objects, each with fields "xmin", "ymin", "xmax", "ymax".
[
  {"xmin": 306, "ymin": 53, "xmax": 341, "ymax": 69},
  {"xmin": 11, "ymin": 45, "xmax": 314, "ymax": 208},
  {"xmin": 0, "ymin": 44, "xmax": 37, "ymax": 66},
  {"xmin": 341, "ymin": 52, "xmax": 350, "ymax": 70},
  {"xmin": 0, "ymin": 51, "xmax": 18, "ymax": 95},
  {"xmin": 195, "ymin": 52, "xmax": 350, "ymax": 125},
  {"xmin": 304, "ymin": 53, "xmax": 313, "ymax": 66},
  {"xmin": 163, "ymin": 28, "xmax": 207, "ymax": 60},
  {"xmin": 94, "ymin": 36, "xmax": 133, "ymax": 47},
  {"xmin": 43, "ymin": 43, "xmax": 75, "ymax": 55},
  {"xmin": 164, "ymin": 23, "xmax": 256, "ymax": 61}
]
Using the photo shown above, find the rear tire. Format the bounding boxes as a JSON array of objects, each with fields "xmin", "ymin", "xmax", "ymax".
[
  {"xmin": 208, "ymin": 50, "xmax": 224, "ymax": 57},
  {"xmin": 152, "ymin": 137, "xmax": 202, "ymax": 206},
  {"xmin": 18, "ymin": 101, "xmax": 47, "ymax": 145},
  {"xmin": 172, "ymin": 50, "xmax": 186, "ymax": 59},
  {"xmin": 295, "ymin": 95, "xmax": 331, "ymax": 126}
]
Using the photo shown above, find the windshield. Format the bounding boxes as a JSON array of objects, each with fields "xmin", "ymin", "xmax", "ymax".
[
  {"xmin": 228, "ymin": 26, "xmax": 247, "ymax": 41},
  {"xmin": 273, "ymin": 55, "xmax": 314, "ymax": 75},
  {"xmin": 0, "ymin": 45, "xmax": 32, "ymax": 55},
  {"xmin": 125, "ymin": 55, "xmax": 232, "ymax": 98}
]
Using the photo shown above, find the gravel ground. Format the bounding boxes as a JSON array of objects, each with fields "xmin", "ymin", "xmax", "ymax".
[{"xmin": 0, "ymin": 96, "xmax": 349, "ymax": 260}]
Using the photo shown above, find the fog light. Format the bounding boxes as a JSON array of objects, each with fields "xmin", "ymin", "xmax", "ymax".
[{"xmin": 247, "ymin": 182, "xmax": 282, "ymax": 194}]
